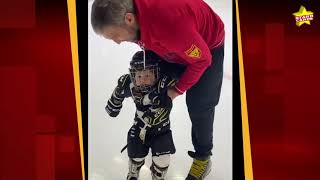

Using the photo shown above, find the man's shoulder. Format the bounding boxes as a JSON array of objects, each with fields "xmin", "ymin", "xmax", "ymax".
[{"xmin": 135, "ymin": 0, "xmax": 180, "ymax": 23}]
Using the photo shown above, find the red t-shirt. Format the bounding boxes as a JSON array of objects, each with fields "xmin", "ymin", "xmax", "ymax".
[{"xmin": 134, "ymin": 0, "xmax": 225, "ymax": 94}]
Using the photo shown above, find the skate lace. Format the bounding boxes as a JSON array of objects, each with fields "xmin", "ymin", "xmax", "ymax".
[{"xmin": 189, "ymin": 159, "xmax": 209, "ymax": 178}]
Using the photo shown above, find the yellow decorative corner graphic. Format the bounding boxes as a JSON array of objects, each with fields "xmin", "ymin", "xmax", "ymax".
[
  {"xmin": 67, "ymin": 0, "xmax": 85, "ymax": 180},
  {"xmin": 293, "ymin": 5, "xmax": 313, "ymax": 27},
  {"xmin": 185, "ymin": 44, "xmax": 201, "ymax": 58}
]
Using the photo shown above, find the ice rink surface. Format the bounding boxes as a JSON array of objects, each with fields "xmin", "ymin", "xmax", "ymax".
[{"xmin": 88, "ymin": 0, "xmax": 232, "ymax": 179}]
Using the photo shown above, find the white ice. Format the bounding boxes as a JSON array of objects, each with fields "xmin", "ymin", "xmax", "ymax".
[{"xmin": 88, "ymin": 0, "xmax": 232, "ymax": 179}]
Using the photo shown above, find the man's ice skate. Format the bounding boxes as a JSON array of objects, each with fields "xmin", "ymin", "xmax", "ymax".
[
  {"xmin": 127, "ymin": 158, "xmax": 145, "ymax": 180},
  {"xmin": 185, "ymin": 151, "xmax": 212, "ymax": 180}
]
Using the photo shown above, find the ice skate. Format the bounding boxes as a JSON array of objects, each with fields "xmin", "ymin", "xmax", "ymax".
[{"xmin": 185, "ymin": 151, "xmax": 212, "ymax": 180}]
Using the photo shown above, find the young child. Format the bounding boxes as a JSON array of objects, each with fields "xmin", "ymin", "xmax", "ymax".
[{"xmin": 105, "ymin": 50, "xmax": 176, "ymax": 180}]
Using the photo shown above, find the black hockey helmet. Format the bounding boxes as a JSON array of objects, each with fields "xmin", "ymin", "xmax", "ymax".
[{"xmin": 129, "ymin": 50, "xmax": 161, "ymax": 93}]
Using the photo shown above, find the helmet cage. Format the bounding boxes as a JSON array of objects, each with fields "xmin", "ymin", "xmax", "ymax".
[{"xmin": 129, "ymin": 64, "xmax": 159, "ymax": 93}]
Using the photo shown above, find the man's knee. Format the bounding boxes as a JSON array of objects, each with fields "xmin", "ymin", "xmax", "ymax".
[
  {"xmin": 186, "ymin": 90, "xmax": 217, "ymax": 114},
  {"xmin": 187, "ymin": 102, "xmax": 215, "ymax": 122}
]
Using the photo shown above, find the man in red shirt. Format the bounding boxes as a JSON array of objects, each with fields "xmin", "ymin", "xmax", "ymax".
[{"xmin": 91, "ymin": 0, "xmax": 225, "ymax": 179}]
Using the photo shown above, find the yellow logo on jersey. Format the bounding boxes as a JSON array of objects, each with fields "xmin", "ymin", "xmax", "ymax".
[{"xmin": 185, "ymin": 44, "xmax": 201, "ymax": 58}]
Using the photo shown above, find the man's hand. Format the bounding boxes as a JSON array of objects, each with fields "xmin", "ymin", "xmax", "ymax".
[{"xmin": 167, "ymin": 88, "xmax": 180, "ymax": 100}]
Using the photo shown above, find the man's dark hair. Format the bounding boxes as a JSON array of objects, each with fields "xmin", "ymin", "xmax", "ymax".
[{"xmin": 91, "ymin": 0, "xmax": 135, "ymax": 33}]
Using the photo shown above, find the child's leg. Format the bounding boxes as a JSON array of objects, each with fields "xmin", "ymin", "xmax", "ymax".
[
  {"xmin": 149, "ymin": 130, "xmax": 175, "ymax": 180},
  {"xmin": 127, "ymin": 157, "xmax": 146, "ymax": 180},
  {"xmin": 150, "ymin": 154, "xmax": 170, "ymax": 180},
  {"xmin": 127, "ymin": 124, "xmax": 149, "ymax": 180}
]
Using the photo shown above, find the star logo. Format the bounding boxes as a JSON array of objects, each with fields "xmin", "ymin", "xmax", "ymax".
[{"xmin": 292, "ymin": 5, "xmax": 314, "ymax": 27}]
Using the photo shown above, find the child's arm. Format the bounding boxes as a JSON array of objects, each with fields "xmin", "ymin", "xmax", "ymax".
[
  {"xmin": 105, "ymin": 74, "xmax": 131, "ymax": 117},
  {"xmin": 140, "ymin": 75, "xmax": 177, "ymax": 125},
  {"xmin": 145, "ymin": 75, "xmax": 176, "ymax": 107}
]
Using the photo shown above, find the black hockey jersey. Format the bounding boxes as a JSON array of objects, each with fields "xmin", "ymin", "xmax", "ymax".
[{"xmin": 106, "ymin": 74, "xmax": 176, "ymax": 129}]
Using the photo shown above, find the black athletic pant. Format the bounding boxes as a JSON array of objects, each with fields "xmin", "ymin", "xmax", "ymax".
[{"xmin": 160, "ymin": 44, "xmax": 224, "ymax": 157}]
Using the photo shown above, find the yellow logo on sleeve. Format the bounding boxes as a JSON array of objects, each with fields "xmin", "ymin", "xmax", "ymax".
[{"xmin": 185, "ymin": 44, "xmax": 201, "ymax": 58}]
